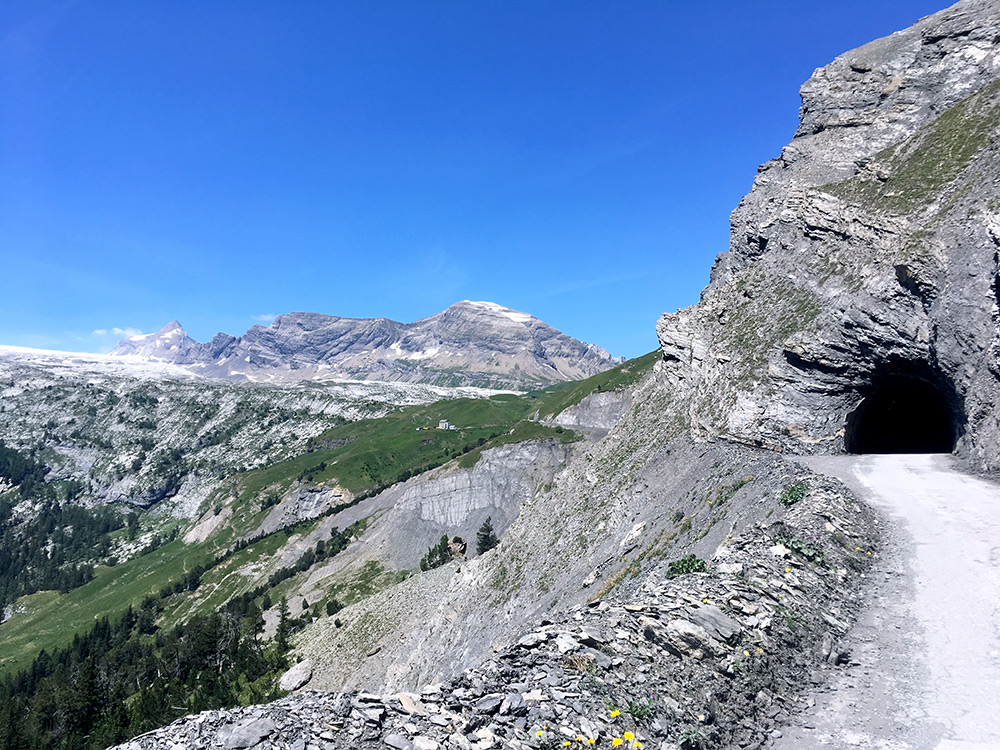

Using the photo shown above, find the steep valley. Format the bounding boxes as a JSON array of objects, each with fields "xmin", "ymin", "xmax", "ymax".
[
  {"xmin": 0, "ymin": 348, "xmax": 652, "ymax": 681},
  {"xmin": 5, "ymin": 1, "xmax": 1000, "ymax": 749}
]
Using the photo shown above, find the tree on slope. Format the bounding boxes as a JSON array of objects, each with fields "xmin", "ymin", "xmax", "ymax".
[{"xmin": 476, "ymin": 516, "xmax": 499, "ymax": 555}]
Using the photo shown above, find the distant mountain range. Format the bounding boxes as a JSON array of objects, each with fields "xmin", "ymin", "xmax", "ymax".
[{"xmin": 110, "ymin": 301, "xmax": 623, "ymax": 389}]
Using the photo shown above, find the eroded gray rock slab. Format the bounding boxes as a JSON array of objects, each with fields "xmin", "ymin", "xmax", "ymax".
[
  {"xmin": 279, "ymin": 659, "xmax": 313, "ymax": 691},
  {"xmin": 215, "ymin": 717, "xmax": 276, "ymax": 749}
]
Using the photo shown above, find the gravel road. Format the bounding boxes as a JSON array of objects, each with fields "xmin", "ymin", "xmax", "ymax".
[{"xmin": 768, "ymin": 453, "xmax": 1000, "ymax": 750}]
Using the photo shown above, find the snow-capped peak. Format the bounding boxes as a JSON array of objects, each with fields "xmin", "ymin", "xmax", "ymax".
[{"xmin": 459, "ymin": 300, "xmax": 536, "ymax": 324}]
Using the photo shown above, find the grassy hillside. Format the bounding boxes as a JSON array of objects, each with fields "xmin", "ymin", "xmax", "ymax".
[
  {"xmin": 534, "ymin": 350, "xmax": 659, "ymax": 418},
  {"xmin": 232, "ymin": 351, "xmax": 659, "ymax": 502},
  {"xmin": 0, "ymin": 350, "xmax": 661, "ymax": 678},
  {"xmin": 0, "ymin": 537, "xmax": 214, "ymax": 676}
]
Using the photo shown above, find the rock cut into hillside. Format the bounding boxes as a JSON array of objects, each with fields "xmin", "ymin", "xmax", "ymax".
[{"xmin": 658, "ymin": 0, "xmax": 1000, "ymax": 469}]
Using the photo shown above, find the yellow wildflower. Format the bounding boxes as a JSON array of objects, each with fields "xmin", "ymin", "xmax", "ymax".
[
  {"xmin": 576, "ymin": 738, "xmax": 583, "ymax": 743},
  {"xmin": 702, "ymin": 598, "xmax": 709, "ymax": 604},
  {"xmin": 623, "ymin": 732, "xmax": 634, "ymax": 741},
  {"xmin": 743, "ymin": 649, "xmax": 750, "ymax": 657},
  {"xmin": 587, "ymin": 740, "xmax": 596, "ymax": 746},
  {"xmin": 537, "ymin": 731, "xmax": 544, "ymax": 737},
  {"xmin": 612, "ymin": 739, "xmax": 623, "ymax": 747},
  {"xmin": 563, "ymin": 742, "xmax": 571, "ymax": 747},
  {"xmin": 785, "ymin": 567, "xmax": 791, "ymax": 573},
  {"xmin": 755, "ymin": 647, "xmax": 764, "ymax": 654},
  {"xmin": 610, "ymin": 709, "xmax": 621, "ymax": 718},
  {"xmin": 697, "ymin": 715, "xmax": 705, "ymax": 722},
  {"xmin": 634, "ymin": 744, "xmax": 643, "ymax": 749}
]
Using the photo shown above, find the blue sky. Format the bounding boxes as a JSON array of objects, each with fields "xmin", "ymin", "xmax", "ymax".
[{"xmin": 1, "ymin": 1, "xmax": 947, "ymax": 359}]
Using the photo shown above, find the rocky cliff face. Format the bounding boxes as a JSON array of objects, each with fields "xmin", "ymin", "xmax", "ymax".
[
  {"xmin": 284, "ymin": 439, "xmax": 572, "ymax": 692},
  {"xmin": 658, "ymin": 0, "xmax": 1000, "ymax": 469},
  {"xmin": 111, "ymin": 302, "xmax": 621, "ymax": 390}
]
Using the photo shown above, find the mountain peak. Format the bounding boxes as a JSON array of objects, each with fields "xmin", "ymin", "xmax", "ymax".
[
  {"xmin": 110, "ymin": 320, "xmax": 197, "ymax": 361},
  {"xmin": 158, "ymin": 320, "xmax": 186, "ymax": 335},
  {"xmin": 447, "ymin": 300, "xmax": 537, "ymax": 324},
  {"xmin": 108, "ymin": 302, "xmax": 618, "ymax": 388}
]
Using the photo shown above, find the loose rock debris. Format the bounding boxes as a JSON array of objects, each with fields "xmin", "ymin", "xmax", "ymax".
[{"xmin": 116, "ymin": 474, "xmax": 879, "ymax": 750}]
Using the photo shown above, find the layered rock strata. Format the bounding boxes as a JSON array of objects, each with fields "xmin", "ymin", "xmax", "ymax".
[{"xmin": 658, "ymin": 0, "xmax": 1000, "ymax": 469}]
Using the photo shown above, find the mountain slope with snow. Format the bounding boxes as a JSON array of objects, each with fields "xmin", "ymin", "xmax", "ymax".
[{"xmin": 110, "ymin": 301, "xmax": 622, "ymax": 389}]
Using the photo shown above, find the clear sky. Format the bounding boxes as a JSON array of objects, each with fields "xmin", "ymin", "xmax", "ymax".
[{"xmin": 1, "ymin": 1, "xmax": 948, "ymax": 359}]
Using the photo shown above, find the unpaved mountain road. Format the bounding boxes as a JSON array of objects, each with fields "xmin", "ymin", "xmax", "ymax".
[{"xmin": 768, "ymin": 454, "xmax": 1000, "ymax": 750}]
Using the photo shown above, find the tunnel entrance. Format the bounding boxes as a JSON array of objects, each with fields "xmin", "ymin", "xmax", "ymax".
[{"xmin": 845, "ymin": 373, "xmax": 959, "ymax": 454}]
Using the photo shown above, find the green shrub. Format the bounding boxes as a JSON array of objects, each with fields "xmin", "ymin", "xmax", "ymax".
[
  {"xmin": 679, "ymin": 728, "xmax": 705, "ymax": 750},
  {"xmin": 776, "ymin": 524, "xmax": 825, "ymax": 565},
  {"xmin": 667, "ymin": 554, "xmax": 708, "ymax": 578},
  {"xmin": 780, "ymin": 482, "xmax": 808, "ymax": 506}
]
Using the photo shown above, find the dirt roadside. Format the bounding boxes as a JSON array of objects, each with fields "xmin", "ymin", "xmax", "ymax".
[{"xmin": 769, "ymin": 454, "xmax": 1000, "ymax": 750}]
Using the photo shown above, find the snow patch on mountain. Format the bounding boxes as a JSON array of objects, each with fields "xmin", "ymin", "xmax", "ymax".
[{"xmin": 106, "ymin": 301, "xmax": 621, "ymax": 389}]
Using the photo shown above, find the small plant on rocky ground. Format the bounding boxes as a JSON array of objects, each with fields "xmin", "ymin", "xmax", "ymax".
[
  {"xmin": 605, "ymin": 708, "xmax": 645, "ymax": 749},
  {"xmin": 775, "ymin": 524, "xmax": 825, "ymax": 565},
  {"xmin": 678, "ymin": 727, "xmax": 705, "ymax": 750},
  {"xmin": 776, "ymin": 604, "xmax": 801, "ymax": 631},
  {"xmin": 779, "ymin": 482, "xmax": 808, "ymax": 506},
  {"xmin": 667, "ymin": 554, "xmax": 708, "ymax": 578},
  {"xmin": 582, "ymin": 675, "xmax": 609, "ymax": 697},
  {"xmin": 625, "ymin": 697, "xmax": 654, "ymax": 723},
  {"xmin": 563, "ymin": 652, "xmax": 599, "ymax": 674},
  {"xmin": 533, "ymin": 727, "xmax": 557, "ymax": 749},
  {"xmin": 712, "ymin": 476, "xmax": 752, "ymax": 506}
]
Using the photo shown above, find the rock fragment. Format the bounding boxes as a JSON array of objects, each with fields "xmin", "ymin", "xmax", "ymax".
[{"xmin": 279, "ymin": 659, "xmax": 314, "ymax": 692}]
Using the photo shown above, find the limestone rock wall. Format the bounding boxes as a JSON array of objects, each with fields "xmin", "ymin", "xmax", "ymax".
[
  {"xmin": 658, "ymin": 0, "xmax": 1000, "ymax": 469},
  {"xmin": 363, "ymin": 439, "xmax": 573, "ymax": 572}
]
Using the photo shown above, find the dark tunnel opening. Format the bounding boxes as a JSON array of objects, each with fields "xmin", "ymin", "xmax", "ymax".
[{"xmin": 845, "ymin": 373, "xmax": 960, "ymax": 454}]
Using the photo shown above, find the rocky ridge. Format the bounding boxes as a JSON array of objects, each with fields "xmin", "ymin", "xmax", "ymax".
[
  {"xmin": 657, "ymin": 0, "xmax": 1000, "ymax": 469},
  {"xmin": 110, "ymin": 302, "xmax": 622, "ymax": 390},
  {"xmin": 0, "ymin": 346, "xmax": 492, "ymax": 510},
  {"xmin": 116, "ymin": 466, "xmax": 879, "ymax": 750}
]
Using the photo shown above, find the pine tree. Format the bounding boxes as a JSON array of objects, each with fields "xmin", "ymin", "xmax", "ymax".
[
  {"xmin": 276, "ymin": 596, "xmax": 290, "ymax": 653},
  {"xmin": 420, "ymin": 534, "xmax": 456, "ymax": 570},
  {"xmin": 476, "ymin": 516, "xmax": 499, "ymax": 555},
  {"xmin": 437, "ymin": 534, "xmax": 450, "ymax": 563}
]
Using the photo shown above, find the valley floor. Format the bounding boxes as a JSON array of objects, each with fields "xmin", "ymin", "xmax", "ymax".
[{"xmin": 770, "ymin": 454, "xmax": 1000, "ymax": 750}]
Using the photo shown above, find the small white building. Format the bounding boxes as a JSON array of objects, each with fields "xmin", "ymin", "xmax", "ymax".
[{"xmin": 438, "ymin": 419, "xmax": 451, "ymax": 430}]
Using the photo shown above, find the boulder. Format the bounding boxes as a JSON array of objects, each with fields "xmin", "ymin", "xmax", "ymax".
[
  {"xmin": 215, "ymin": 718, "xmax": 276, "ymax": 749},
  {"xmin": 278, "ymin": 659, "xmax": 313, "ymax": 692}
]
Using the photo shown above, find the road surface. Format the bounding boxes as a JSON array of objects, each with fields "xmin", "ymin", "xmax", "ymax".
[{"xmin": 769, "ymin": 453, "xmax": 1000, "ymax": 750}]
